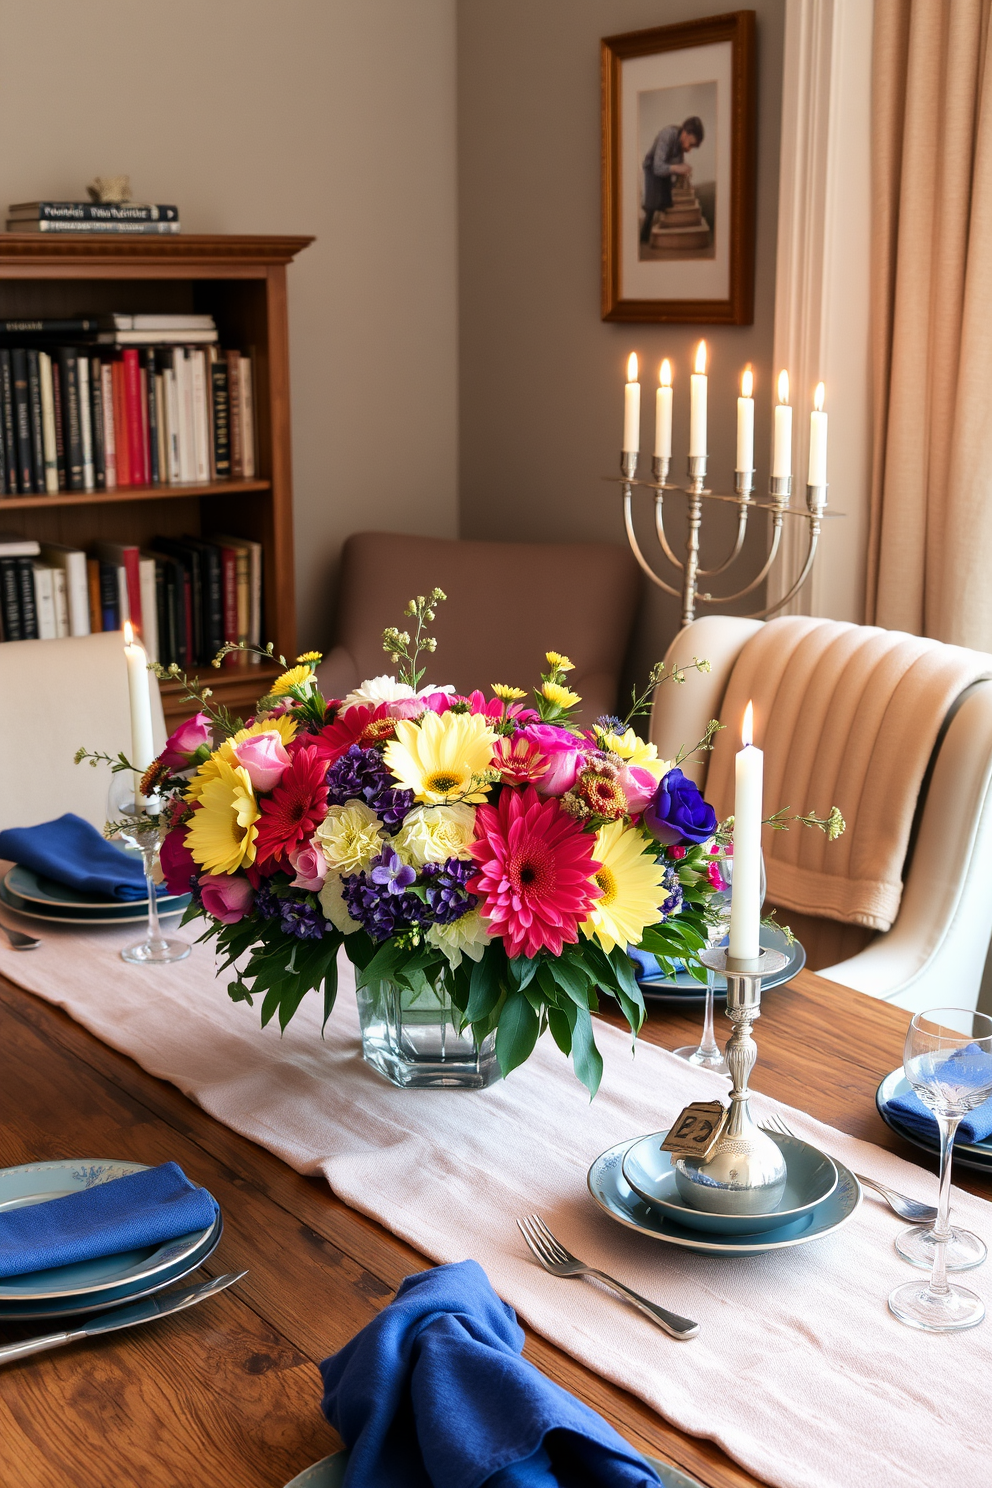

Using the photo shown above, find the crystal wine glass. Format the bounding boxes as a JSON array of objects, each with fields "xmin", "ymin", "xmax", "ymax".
[
  {"xmin": 107, "ymin": 771, "xmax": 190, "ymax": 966},
  {"xmin": 672, "ymin": 851, "xmax": 766, "ymax": 1073},
  {"xmin": 888, "ymin": 1008, "xmax": 992, "ymax": 1332}
]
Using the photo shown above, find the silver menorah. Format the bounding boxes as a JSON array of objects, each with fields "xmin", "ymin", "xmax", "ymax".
[{"xmin": 619, "ymin": 450, "xmax": 830, "ymax": 629}]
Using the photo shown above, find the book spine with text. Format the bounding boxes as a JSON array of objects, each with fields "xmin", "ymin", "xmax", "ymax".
[
  {"xmin": 52, "ymin": 565, "xmax": 69, "ymax": 637},
  {"xmin": 26, "ymin": 349, "xmax": 46, "ymax": 493},
  {"xmin": 112, "ymin": 359, "xmax": 130, "ymax": 487},
  {"xmin": 0, "ymin": 349, "xmax": 15, "ymax": 493},
  {"xmin": 226, "ymin": 350, "xmax": 243, "ymax": 478},
  {"xmin": 57, "ymin": 347, "xmax": 83, "ymax": 491},
  {"xmin": 50, "ymin": 358, "xmax": 67, "ymax": 490},
  {"xmin": 0, "ymin": 558, "xmax": 22, "ymax": 638},
  {"xmin": 90, "ymin": 360, "xmax": 106, "ymax": 490},
  {"xmin": 123, "ymin": 349, "xmax": 146, "ymax": 485},
  {"xmin": 9, "ymin": 203, "xmax": 179, "ymax": 222},
  {"xmin": 100, "ymin": 362, "xmax": 117, "ymax": 490},
  {"xmin": 210, "ymin": 361, "xmax": 230, "ymax": 478},
  {"xmin": 16, "ymin": 555, "xmax": 38, "ymax": 638},
  {"xmin": 38, "ymin": 351, "xmax": 59, "ymax": 494},
  {"xmin": 32, "ymin": 564, "xmax": 56, "ymax": 639},
  {"xmin": 144, "ymin": 350, "xmax": 160, "ymax": 485},
  {"xmin": 12, "ymin": 348, "xmax": 33, "ymax": 492},
  {"xmin": 77, "ymin": 356, "xmax": 95, "ymax": 492}
]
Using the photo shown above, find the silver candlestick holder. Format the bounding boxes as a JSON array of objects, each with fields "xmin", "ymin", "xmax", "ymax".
[
  {"xmin": 674, "ymin": 944, "xmax": 790, "ymax": 1216},
  {"xmin": 619, "ymin": 448, "xmax": 834, "ymax": 628}
]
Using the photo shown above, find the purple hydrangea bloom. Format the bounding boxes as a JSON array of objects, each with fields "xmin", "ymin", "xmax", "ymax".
[
  {"xmin": 325, "ymin": 744, "xmax": 415, "ymax": 830},
  {"xmin": 659, "ymin": 863, "xmax": 683, "ymax": 921},
  {"xmin": 341, "ymin": 868, "xmax": 429, "ymax": 941},
  {"xmin": 279, "ymin": 895, "xmax": 327, "ymax": 940},
  {"xmin": 254, "ymin": 881, "xmax": 281, "ymax": 920},
  {"xmin": 420, "ymin": 857, "xmax": 477, "ymax": 925},
  {"xmin": 371, "ymin": 849, "xmax": 417, "ymax": 896}
]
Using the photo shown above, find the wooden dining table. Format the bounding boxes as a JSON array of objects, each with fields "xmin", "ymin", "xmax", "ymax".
[{"xmin": 0, "ymin": 965, "xmax": 987, "ymax": 1488}]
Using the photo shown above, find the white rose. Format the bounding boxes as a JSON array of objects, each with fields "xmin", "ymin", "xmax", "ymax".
[
  {"xmin": 315, "ymin": 800, "xmax": 384, "ymax": 874},
  {"xmin": 319, "ymin": 876, "xmax": 362, "ymax": 935},
  {"xmin": 393, "ymin": 803, "xmax": 477, "ymax": 867},
  {"xmin": 426, "ymin": 910, "xmax": 492, "ymax": 969}
]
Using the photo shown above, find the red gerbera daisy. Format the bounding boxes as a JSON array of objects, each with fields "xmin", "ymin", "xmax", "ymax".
[
  {"xmin": 253, "ymin": 744, "xmax": 329, "ymax": 867},
  {"xmin": 307, "ymin": 703, "xmax": 396, "ymax": 764},
  {"xmin": 467, "ymin": 786, "xmax": 601, "ymax": 959}
]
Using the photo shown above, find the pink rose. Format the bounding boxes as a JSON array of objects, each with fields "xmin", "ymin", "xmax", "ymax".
[
  {"xmin": 288, "ymin": 840, "xmax": 328, "ymax": 891},
  {"xmin": 159, "ymin": 826, "xmax": 198, "ymax": 895},
  {"xmin": 230, "ymin": 731, "xmax": 291, "ymax": 792},
  {"xmin": 522, "ymin": 724, "xmax": 585, "ymax": 796},
  {"xmin": 160, "ymin": 712, "xmax": 212, "ymax": 769},
  {"xmin": 199, "ymin": 872, "xmax": 254, "ymax": 924},
  {"xmin": 618, "ymin": 764, "xmax": 657, "ymax": 815}
]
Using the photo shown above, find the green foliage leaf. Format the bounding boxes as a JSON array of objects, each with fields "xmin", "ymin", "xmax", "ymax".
[
  {"xmin": 495, "ymin": 990, "xmax": 540, "ymax": 1078},
  {"xmin": 466, "ymin": 950, "xmax": 504, "ymax": 1021}
]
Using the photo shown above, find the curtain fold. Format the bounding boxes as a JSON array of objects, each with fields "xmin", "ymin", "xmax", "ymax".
[{"xmin": 868, "ymin": 0, "xmax": 992, "ymax": 646}]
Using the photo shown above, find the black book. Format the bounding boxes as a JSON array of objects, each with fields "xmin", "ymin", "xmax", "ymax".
[
  {"xmin": 0, "ymin": 370, "xmax": 5, "ymax": 497},
  {"xmin": 15, "ymin": 554, "xmax": 38, "ymax": 638},
  {"xmin": 26, "ymin": 349, "xmax": 45, "ymax": 494},
  {"xmin": 0, "ymin": 557, "xmax": 21, "ymax": 638},
  {"xmin": 97, "ymin": 559, "xmax": 119, "ymax": 631},
  {"xmin": 144, "ymin": 349, "xmax": 160, "ymax": 485},
  {"xmin": 150, "ymin": 538, "xmax": 203, "ymax": 661},
  {"xmin": 50, "ymin": 359, "xmax": 67, "ymax": 490},
  {"xmin": 210, "ymin": 360, "xmax": 230, "ymax": 478},
  {"xmin": 148, "ymin": 551, "xmax": 185, "ymax": 668},
  {"xmin": 0, "ymin": 316, "xmax": 102, "ymax": 333},
  {"xmin": 0, "ymin": 350, "xmax": 15, "ymax": 493},
  {"xmin": 57, "ymin": 347, "xmax": 83, "ymax": 491},
  {"xmin": 11, "ymin": 348, "xmax": 33, "ymax": 493},
  {"xmin": 90, "ymin": 361, "xmax": 106, "ymax": 490},
  {"xmin": 179, "ymin": 535, "xmax": 224, "ymax": 660}
]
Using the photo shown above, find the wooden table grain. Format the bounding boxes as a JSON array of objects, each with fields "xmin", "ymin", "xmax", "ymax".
[{"xmin": 0, "ymin": 968, "xmax": 987, "ymax": 1488}]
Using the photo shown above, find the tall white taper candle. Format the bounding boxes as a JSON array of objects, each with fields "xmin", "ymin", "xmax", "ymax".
[
  {"xmin": 807, "ymin": 381, "xmax": 828, "ymax": 485},
  {"xmin": 771, "ymin": 370, "xmax": 792, "ymax": 480},
  {"xmin": 124, "ymin": 620, "xmax": 155, "ymax": 781},
  {"xmin": 623, "ymin": 352, "xmax": 640, "ymax": 454},
  {"xmin": 737, "ymin": 367, "xmax": 754, "ymax": 472},
  {"xmin": 728, "ymin": 700, "xmax": 763, "ymax": 962},
  {"xmin": 689, "ymin": 341, "xmax": 707, "ymax": 458},
  {"xmin": 655, "ymin": 360, "xmax": 673, "ymax": 459}
]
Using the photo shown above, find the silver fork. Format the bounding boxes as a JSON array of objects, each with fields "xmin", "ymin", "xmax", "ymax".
[
  {"xmin": 0, "ymin": 922, "xmax": 40, "ymax": 951},
  {"xmin": 516, "ymin": 1214, "xmax": 699, "ymax": 1340},
  {"xmin": 759, "ymin": 1112, "xmax": 938, "ymax": 1223}
]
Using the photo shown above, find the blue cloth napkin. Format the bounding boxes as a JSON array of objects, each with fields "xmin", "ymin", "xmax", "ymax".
[
  {"xmin": 0, "ymin": 812, "xmax": 166, "ymax": 901},
  {"xmin": 320, "ymin": 1259, "xmax": 661, "ymax": 1488},
  {"xmin": 886, "ymin": 1048, "xmax": 992, "ymax": 1147},
  {"xmin": 0, "ymin": 1162, "xmax": 218, "ymax": 1279},
  {"xmin": 627, "ymin": 947, "xmax": 689, "ymax": 983}
]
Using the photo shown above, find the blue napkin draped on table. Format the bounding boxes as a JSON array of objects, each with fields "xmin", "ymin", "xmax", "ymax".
[
  {"xmin": 0, "ymin": 1162, "xmax": 217, "ymax": 1279},
  {"xmin": 886, "ymin": 1047, "xmax": 992, "ymax": 1147},
  {"xmin": 0, "ymin": 812, "xmax": 165, "ymax": 901},
  {"xmin": 627, "ymin": 948, "xmax": 689, "ymax": 983},
  {"xmin": 320, "ymin": 1259, "xmax": 660, "ymax": 1488}
]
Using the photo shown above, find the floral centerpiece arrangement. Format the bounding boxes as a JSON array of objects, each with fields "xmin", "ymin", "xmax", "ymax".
[{"xmin": 85, "ymin": 593, "xmax": 733, "ymax": 1094}]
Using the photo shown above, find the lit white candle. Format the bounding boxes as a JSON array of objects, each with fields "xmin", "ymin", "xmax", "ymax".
[
  {"xmin": 771, "ymin": 370, "xmax": 792, "ymax": 479},
  {"xmin": 124, "ymin": 619, "xmax": 155, "ymax": 779},
  {"xmin": 689, "ymin": 340, "xmax": 707, "ymax": 457},
  {"xmin": 728, "ymin": 700, "xmax": 763, "ymax": 962},
  {"xmin": 736, "ymin": 367, "xmax": 754, "ymax": 473},
  {"xmin": 807, "ymin": 381, "xmax": 828, "ymax": 485},
  {"xmin": 623, "ymin": 352, "xmax": 640, "ymax": 454},
  {"xmin": 654, "ymin": 359, "xmax": 673, "ymax": 459}
]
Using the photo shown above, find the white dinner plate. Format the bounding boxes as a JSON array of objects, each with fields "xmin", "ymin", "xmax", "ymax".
[
  {"xmin": 0, "ymin": 880, "xmax": 188, "ymax": 925},
  {"xmin": 283, "ymin": 1449, "xmax": 703, "ymax": 1487},
  {"xmin": 5, "ymin": 863, "xmax": 185, "ymax": 913}
]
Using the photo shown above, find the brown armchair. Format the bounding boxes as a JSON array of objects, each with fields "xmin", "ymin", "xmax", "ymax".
[{"xmin": 316, "ymin": 532, "xmax": 640, "ymax": 724}]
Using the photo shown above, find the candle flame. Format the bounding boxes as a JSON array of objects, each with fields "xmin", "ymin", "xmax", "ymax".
[
  {"xmin": 660, "ymin": 358, "xmax": 672, "ymax": 387},
  {"xmin": 626, "ymin": 352, "xmax": 638, "ymax": 383},
  {"xmin": 814, "ymin": 381, "xmax": 825, "ymax": 412},
  {"xmin": 742, "ymin": 700, "xmax": 754, "ymax": 747},
  {"xmin": 123, "ymin": 619, "xmax": 134, "ymax": 646},
  {"xmin": 694, "ymin": 340, "xmax": 707, "ymax": 375},
  {"xmin": 777, "ymin": 370, "xmax": 790, "ymax": 405},
  {"xmin": 741, "ymin": 367, "xmax": 753, "ymax": 399}
]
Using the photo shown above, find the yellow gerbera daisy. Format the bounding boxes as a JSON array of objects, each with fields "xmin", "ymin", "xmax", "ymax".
[
  {"xmin": 270, "ymin": 664, "xmax": 314, "ymax": 696},
  {"xmin": 383, "ymin": 709, "xmax": 497, "ymax": 804},
  {"xmin": 598, "ymin": 727, "xmax": 670, "ymax": 781},
  {"xmin": 542, "ymin": 681, "xmax": 582, "ymax": 709},
  {"xmin": 185, "ymin": 758, "xmax": 259, "ymax": 874},
  {"xmin": 186, "ymin": 715, "xmax": 298, "ymax": 803},
  {"xmin": 492, "ymin": 683, "xmax": 527, "ymax": 701},
  {"xmin": 296, "ymin": 650, "xmax": 323, "ymax": 664},
  {"xmin": 545, "ymin": 651, "xmax": 575, "ymax": 672},
  {"xmin": 580, "ymin": 820, "xmax": 670, "ymax": 954}
]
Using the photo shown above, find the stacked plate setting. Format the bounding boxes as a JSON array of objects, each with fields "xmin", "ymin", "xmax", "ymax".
[
  {"xmin": 0, "ymin": 864, "xmax": 190, "ymax": 926},
  {"xmin": 0, "ymin": 1160, "xmax": 221, "ymax": 1321},
  {"xmin": 634, "ymin": 923, "xmax": 805, "ymax": 1007},
  {"xmin": 588, "ymin": 1128, "xmax": 862, "ymax": 1256},
  {"xmin": 876, "ymin": 1069, "xmax": 992, "ymax": 1175}
]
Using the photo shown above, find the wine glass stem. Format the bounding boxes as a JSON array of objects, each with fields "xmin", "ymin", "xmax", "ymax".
[
  {"xmin": 929, "ymin": 1113, "xmax": 959, "ymax": 1297},
  {"xmin": 142, "ymin": 850, "xmax": 166, "ymax": 951},
  {"xmin": 698, "ymin": 972, "xmax": 720, "ymax": 1058}
]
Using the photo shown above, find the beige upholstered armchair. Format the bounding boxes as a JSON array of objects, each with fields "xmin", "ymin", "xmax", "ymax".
[
  {"xmin": 0, "ymin": 633, "xmax": 166, "ymax": 833},
  {"xmin": 316, "ymin": 532, "xmax": 641, "ymax": 725},
  {"xmin": 650, "ymin": 615, "xmax": 992, "ymax": 1015}
]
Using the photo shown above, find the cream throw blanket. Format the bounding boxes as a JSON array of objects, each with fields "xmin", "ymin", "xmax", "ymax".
[{"xmin": 704, "ymin": 617, "xmax": 992, "ymax": 930}]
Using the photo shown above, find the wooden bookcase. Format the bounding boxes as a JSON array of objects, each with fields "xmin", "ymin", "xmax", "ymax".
[{"xmin": 0, "ymin": 233, "xmax": 313, "ymax": 726}]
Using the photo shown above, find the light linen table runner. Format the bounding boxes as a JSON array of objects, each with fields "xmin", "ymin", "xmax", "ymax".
[{"xmin": 0, "ymin": 911, "xmax": 988, "ymax": 1488}]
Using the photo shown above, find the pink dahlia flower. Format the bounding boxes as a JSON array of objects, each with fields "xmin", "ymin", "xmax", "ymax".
[
  {"xmin": 199, "ymin": 872, "xmax": 254, "ymax": 924},
  {"xmin": 467, "ymin": 786, "xmax": 601, "ymax": 959},
  {"xmin": 160, "ymin": 712, "xmax": 212, "ymax": 769},
  {"xmin": 492, "ymin": 734, "xmax": 549, "ymax": 785}
]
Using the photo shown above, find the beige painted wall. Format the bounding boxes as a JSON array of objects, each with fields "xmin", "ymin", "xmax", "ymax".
[
  {"xmin": 457, "ymin": 0, "xmax": 786, "ymax": 692},
  {"xmin": 0, "ymin": 0, "xmax": 459, "ymax": 647}
]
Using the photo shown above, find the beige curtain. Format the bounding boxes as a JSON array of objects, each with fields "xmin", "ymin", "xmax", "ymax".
[{"xmin": 868, "ymin": 0, "xmax": 992, "ymax": 646}]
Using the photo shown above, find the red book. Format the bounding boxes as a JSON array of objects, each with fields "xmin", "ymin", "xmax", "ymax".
[
  {"xmin": 123, "ymin": 349, "xmax": 147, "ymax": 486},
  {"xmin": 112, "ymin": 360, "xmax": 131, "ymax": 487}
]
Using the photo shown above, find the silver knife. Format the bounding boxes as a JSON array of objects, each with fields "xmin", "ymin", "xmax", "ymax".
[{"xmin": 0, "ymin": 1269, "xmax": 247, "ymax": 1366}]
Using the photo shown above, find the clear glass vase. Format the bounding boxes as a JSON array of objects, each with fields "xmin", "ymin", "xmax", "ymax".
[{"xmin": 356, "ymin": 974, "xmax": 500, "ymax": 1089}]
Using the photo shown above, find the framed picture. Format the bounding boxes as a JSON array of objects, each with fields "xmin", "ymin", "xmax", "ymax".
[{"xmin": 601, "ymin": 11, "xmax": 756, "ymax": 324}]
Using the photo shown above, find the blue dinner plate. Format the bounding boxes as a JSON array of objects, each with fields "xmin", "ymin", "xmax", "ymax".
[
  {"xmin": 875, "ymin": 1068, "xmax": 992, "ymax": 1173},
  {"xmin": 588, "ymin": 1136, "xmax": 861, "ymax": 1255},
  {"xmin": 0, "ymin": 878, "xmax": 189, "ymax": 925},
  {"xmin": 621, "ymin": 1129, "xmax": 838, "ymax": 1236},
  {"xmin": 5, "ymin": 863, "xmax": 185, "ymax": 913},
  {"xmin": 283, "ymin": 1450, "xmax": 704, "ymax": 1487},
  {"xmin": 635, "ymin": 924, "xmax": 805, "ymax": 1006}
]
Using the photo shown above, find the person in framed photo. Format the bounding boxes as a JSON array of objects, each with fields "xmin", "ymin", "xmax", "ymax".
[{"xmin": 639, "ymin": 115, "xmax": 705, "ymax": 245}]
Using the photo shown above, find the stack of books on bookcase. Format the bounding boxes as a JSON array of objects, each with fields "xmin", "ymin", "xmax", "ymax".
[
  {"xmin": 0, "ymin": 314, "xmax": 256, "ymax": 495},
  {"xmin": 0, "ymin": 529, "xmax": 262, "ymax": 667},
  {"xmin": 7, "ymin": 201, "xmax": 181, "ymax": 234}
]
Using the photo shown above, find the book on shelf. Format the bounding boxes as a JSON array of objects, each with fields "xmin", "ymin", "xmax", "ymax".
[
  {"xmin": 5, "ymin": 220, "xmax": 182, "ymax": 235},
  {"xmin": 8, "ymin": 203, "xmax": 179, "ymax": 223},
  {"xmin": 0, "ymin": 328, "xmax": 256, "ymax": 495}
]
